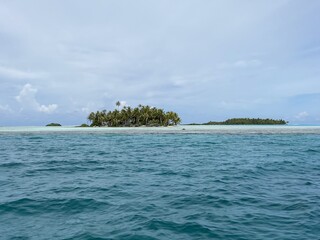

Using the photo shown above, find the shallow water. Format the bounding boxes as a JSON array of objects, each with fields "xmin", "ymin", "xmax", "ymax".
[{"xmin": 1, "ymin": 127, "xmax": 320, "ymax": 239}]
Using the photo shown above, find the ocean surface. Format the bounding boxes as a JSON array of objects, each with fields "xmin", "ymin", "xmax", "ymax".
[{"xmin": 1, "ymin": 126, "xmax": 320, "ymax": 240}]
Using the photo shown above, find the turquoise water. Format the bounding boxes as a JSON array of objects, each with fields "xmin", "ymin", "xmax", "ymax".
[{"xmin": 1, "ymin": 127, "xmax": 320, "ymax": 239}]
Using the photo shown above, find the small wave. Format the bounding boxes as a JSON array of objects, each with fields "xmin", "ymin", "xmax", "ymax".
[
  {"xmin": 28, "ymin": 136, "xmax": 44, "ymax": 140},
  {"xmin": 0, "ymin": 198, "xmax": 110, "ymax": 215},
  {"xmin": 170, "ymin": 194, "xmax": 232, "ymax": 209},
  {"xmin": 44, "ymin": 147, "xmax": 61, "ymax": 153},
  {"xmin": 283, "ymin": 202, "xmax": 309, "ymax": 211},
  {"xmin": 7, "ymin": 237, "xmax": 30, "ymax": 240},
  {"xmin": 97, "ymin": 151, "xmax": 108, "ymax": 156},
  {"xmin": 0, "ymin": 162, "xmax": 25, "ymax": 168},
  {"xmin": 146, "ymin": 219, "xmax": 220, "ymax": 238},
  {"xmin": 304, "ymin": 149, "xmax": 320, "ymax": 153},
  {"xmin": 155, "ymin": 170, "xmax": 178, "ymax": 176},
  {"xmin": 114, "ymin": 233, "xmax": 158, "ymax": 240},
  {"xmin": 238, "ymin": 196, "xmax": 261, "ymax": 204},
  {"xmin": 63, "ymin": 232, "xmax": 112, "ymax": 240},
  {"xmin": 24, "ymin": 165, "xmax": 106, "ymax": 175}
]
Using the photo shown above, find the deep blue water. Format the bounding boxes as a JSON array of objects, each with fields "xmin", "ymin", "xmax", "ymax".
[{"xmin": 1, "ymin": 132, "xmax": 320, "ymax": 239}]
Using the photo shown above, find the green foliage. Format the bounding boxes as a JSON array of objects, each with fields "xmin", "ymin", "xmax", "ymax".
[
  {"xmin": 87, "ymin": 104, "xmax": 181, "ymax": 127},
  {"xmin": 78, "ymin": 123, "xmax": 89, "ymax": 127},
  {"xmin": 46, "ymin": 123, "xmax": 61, "ymax": 127},
  {"xmin": 203, "ymin": 118, "xmax": 288, "ymax": 125}
]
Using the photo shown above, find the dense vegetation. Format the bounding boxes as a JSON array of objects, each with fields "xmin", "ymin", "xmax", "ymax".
[
  {"xmin": 46, "ymin": 123, "xmax": 61, "ymax": 126},
  {"xmin": 78, "ymin": 124, "xmax": 89, "ymax": 127},
  {"xmin": 201, "ymin": 118, "xmax": 288, "ymax": 125},
  {"xmin": 87, "ymin": 103, "xmax": 181, "ymax": 127}
]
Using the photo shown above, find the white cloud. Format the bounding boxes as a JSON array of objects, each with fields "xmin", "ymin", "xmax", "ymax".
[
  {"xmin": 38, "ymin": 104, "xmax": 58, "ymax": 113},
  {"xmin": 295, "ymin": 111, "xmax": 309, "ymax": 120},
  {"xmin": 15, "ymin": 83, "xmax": 58, "ymax": 114},
  {"xmin": 217, "ymin": 59, "xmax": 262, "ymax": 69},
  {"xmin": 0, "ymin": 66, "xmax": 43, "ymax": 79},
  {"xmin": 119, "ymin": 101, "xmax": 127, "ymax": 108},
  {"xmin": 15, "ymin": 83, "xmax": 37, "ymax": 103},
  {"xmin": 170, "ymin": 75, "xmax": 186, "ymax": 87},
  {"xmin": 81, "ymin": 107, "xmax": 90, "ymax": 113},
  {"xmin": 0, "ymin": 1, "xmax": 319, "ymax": 125},
  {"xmin": 0, "ymin": 104, "xmax": 12, "ymax": 113},
  {"xmin": 234, "ymin": 59, "xmax": 262, "ymax": 68}
]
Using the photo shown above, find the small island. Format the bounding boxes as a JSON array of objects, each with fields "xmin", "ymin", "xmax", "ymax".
[
  {"xmin": 189, "ymin": 118, "xmax": 288, "ymax": 125},
  {"xmin": 77, "ymin": 124, "xmax": 89, "ymax": 127},
  {"xmin": 46, "ymin": 123, "xmax": 62, "ymax": 127},
  {"xmin": 87, "ymin": 103, "xmax": 181, "ymax": 127}
]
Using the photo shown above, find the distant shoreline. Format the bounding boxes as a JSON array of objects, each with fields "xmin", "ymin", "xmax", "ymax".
[
  {"xmin": 184, "ymin": 124, "xmax": 286, "ymax": 126},
  {"xmin": 185, "ymin": 118, "xmax": 288, "ymax": 125},
  {"xmin": 1, "ymin": 125, "xmax": 320, "ymax": 135}
]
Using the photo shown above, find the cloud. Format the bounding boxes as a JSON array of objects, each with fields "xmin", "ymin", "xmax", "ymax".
[
  {"xmin": 38, "ymin": 104, "xmax": 58, "ymax": 113},
  {"xmin": 295, "ymin": 111, "xmax": 309, "ymax": 120},
  {"xmin": 78, "ymin": 101, "xmax": 102, "ymax": 114},
  {"xmin": 81, "ymin": 107, "xmax": 90, "ymax": 114},
  {"xmin": 118, "ymin": 101, "xmax": 127, "ymax": 108},
  {"xmin": 15, "ymin": 83, "xmax": 58, "ymax": 114},
  {"xmin": 0, "ymin": 1, "xmax": 320, "ymax": 125},
  {"xmin": 120, "ymin": 101, "xmax": 126, "ymax": 106},
  {"xmin": 234, "ymin": 59, "xmax": 262, "ymax": 68},
  {"xmin": 217, "ymin": 59, "xmax": 262, "ymax": 69},
  {"xmin": 0, "ymin": 66, "xmax": 43, "ymax": 79},
  {"xmin": 0, "ymin": 104, "xmax": 12, "ymax": 113}
]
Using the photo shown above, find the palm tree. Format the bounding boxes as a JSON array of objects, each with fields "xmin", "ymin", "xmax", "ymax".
[
  {"xmin": 165, "ymin": 111, "xmax": 181, "ymax": 126},
  {"xmin": 132, "ymin": 107, "xmax": 140, "ymax": 125},
  {"xmin": 116, "ymin": 101, "xmax": 121, "ymax": 110},
  {"xmin": 126, "ymin": 106, "xmax": 132, "ymax": 126},
  {"xmin": 87, "ymin": 104, "xmax": 181, "ymax": 127},
  {"xmin": 88, "ymin": 112, "xmax": 95, "ymax": 126}
]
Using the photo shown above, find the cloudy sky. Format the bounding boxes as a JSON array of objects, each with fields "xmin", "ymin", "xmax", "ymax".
[{"xmin": 0, "ymin": 0, "xmax": 320, "ymax": 125}]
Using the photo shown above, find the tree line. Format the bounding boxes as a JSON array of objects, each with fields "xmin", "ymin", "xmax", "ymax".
[
  {"xmin": 87, "ymin": 103, "xmax": 181, "ymax": 127},
  {"xmin": 202, "ymin": 118, "xmax": 288, "ymax": 125}
]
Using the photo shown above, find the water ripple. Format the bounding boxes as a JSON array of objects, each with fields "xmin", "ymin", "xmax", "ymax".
[{"xmin": 0, "ymin": 133, "xmax": 319, "ymax": 239}]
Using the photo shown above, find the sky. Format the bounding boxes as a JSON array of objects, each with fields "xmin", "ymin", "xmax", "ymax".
[{"xmin": 0, "ymin": 0, "xmax": 320, "ymax": 126}]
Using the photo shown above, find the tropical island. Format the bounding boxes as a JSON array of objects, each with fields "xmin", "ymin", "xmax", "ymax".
[
  {"xmin": 46, "ymin": 123, "xmax": 62, "ymax": 127},
  {"xmin": 188, "ymin": 118, "xmax": 288, "ymax": 125},
  {"xmin": 87, "ymin": 102, "xmax": 181, "ymax": 127}
]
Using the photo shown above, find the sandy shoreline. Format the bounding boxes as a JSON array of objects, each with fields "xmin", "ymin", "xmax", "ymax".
[{"xmin": 1, "ymin": 125, "xmax": 320, "ymax": 134}]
